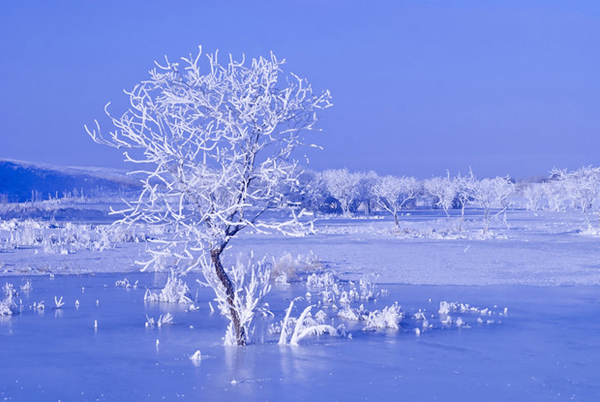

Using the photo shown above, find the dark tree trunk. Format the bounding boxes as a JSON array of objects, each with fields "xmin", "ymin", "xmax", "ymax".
[{"xmin": 210, "ymin": 248, "xmax": 246, "ymax": 346}]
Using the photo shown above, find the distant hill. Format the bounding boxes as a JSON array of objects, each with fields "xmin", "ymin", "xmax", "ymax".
[{"xmin": 0, "ymin": 159, "xmax": 140, "ymax": 203}]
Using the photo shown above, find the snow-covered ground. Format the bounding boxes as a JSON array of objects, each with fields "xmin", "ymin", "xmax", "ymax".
[
  {"xmin": 2, "ymin": 209, "xmax": 600, "ymax": 286},
  {"xmin": 1, "ymin": 209, "xmax": 599, "ymax": 400}
]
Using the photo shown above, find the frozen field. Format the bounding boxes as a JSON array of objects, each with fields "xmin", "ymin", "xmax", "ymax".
[
  {"xmin": 3, "ymin": 209, "xmax": 600, "ymax": 286},
  {"xmin": 1, "ymin": 209, "xmax": 600, "ymax": 400}
]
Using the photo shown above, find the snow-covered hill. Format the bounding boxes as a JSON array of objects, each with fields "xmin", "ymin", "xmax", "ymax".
[{"xmin": 0, "ymin": 159, "xmax": 139, "ymax": 203}]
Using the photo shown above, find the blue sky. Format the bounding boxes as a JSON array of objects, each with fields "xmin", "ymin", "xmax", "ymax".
[{"xmin": 1, "ymin": 0, "xmax": 599, "ymax": 179}]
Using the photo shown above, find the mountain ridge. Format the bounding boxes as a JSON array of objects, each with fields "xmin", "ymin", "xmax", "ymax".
[{"xmin": 0, "ymin": 159, "xmax": 140, "ymax": 203}]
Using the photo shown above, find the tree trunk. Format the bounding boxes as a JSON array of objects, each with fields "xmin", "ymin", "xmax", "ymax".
[
  {"xmin": 459, "ymin": 205, "xmax": 466, "ymax": 232},
  {"xmin": 483, "ymin": 208, "xmax": 489, "ymax": 234},
  {"xmin": 210, "ymin": 248, "xmax": 246, "ymax": 346}
]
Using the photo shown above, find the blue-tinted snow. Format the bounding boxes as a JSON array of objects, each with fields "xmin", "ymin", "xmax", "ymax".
[{"xmin": 3, "ymin": 210, "xmax": 600, "ymax": 286}]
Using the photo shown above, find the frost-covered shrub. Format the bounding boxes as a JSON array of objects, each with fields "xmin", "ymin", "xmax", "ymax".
[
  {"xmin": 314, "ymin": 309, "xmax": 328, "ymax": 323},
  {"xmin": 337, "ymin": 304, "xmax": 368, "ymax": 321},
  {"xmin": 336, "ymin": 302, "xmax": 404, "ymax": 331},
  {"xmin": 115, "ymin": 278, "xmax": 138, "ymax": 289},
  {"xmin": 305, "ymin": 272, "xmax": 384, "ymax": 307},
  {"xmin": 0, "ymin": 297, "xmax": 17, "ymax": 316},
  {"xmin": 0, "ymin": 283, "xmax": 18, "ymax": 316},
  {"xmin": 189, "ymin": 350, "xmax": 203, "ymax": 362},
  {"xmin": 353, "ymin": 277, "xmax": 379, "ymax": 302},
  {"xmin": 199, "ymin": 254, "xmax": 272, "ymax": 346},
  {"xmin": 362, "ymin": 303, "xmax": 404, "ymax": 331},
  {"xmin": 306, "ymin": 272, "xmax": 338, "ymax": 289},
  {"xmin": 0, "ymin": 219, "xmax": 151, "ymax": 253},
  {"xmin": 271, "ymin": 251, "xmax": 322, "ymax": 283},
  {"xmin": 276, "ymin": 302, "xmax": 342, "ymax": 346},
  {"xmin": 145, "ymin": 313, "xmax": 174, "ymax": 328},
  {"xmin": 144, "ymin": 272, "xmax": 192, "ymax": 304},
  {"xmin": 439, "ymin": 301, "xmax": 487, "ymax": 315},
  {"xmin": 435, "ymin": 300, "xmax": 505, "ymax": 328},
  {"xmin": 2, "ymin": 282, "xmax": 16, "ymax": 298},
  {"xmin": 20, "ymin": 279, "xmax": 33, "ymax": 292}
]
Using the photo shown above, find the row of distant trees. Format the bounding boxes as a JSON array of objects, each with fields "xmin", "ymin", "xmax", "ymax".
[
  {"xmin": 281, "ymin": 166, "xmax": 600, "ymax": 230},
  {"xmin": 523, "ymin": 167, "xmax": 600, "ymax": 228},
  {"xmin": 284, "ymin": 169, "xmax": 512, "ymax": 233}
]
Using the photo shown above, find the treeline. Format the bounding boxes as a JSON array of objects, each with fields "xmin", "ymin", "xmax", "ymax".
[{"xmin": 282, "ymin": 166, "xmax": 600, "ymax": 230}]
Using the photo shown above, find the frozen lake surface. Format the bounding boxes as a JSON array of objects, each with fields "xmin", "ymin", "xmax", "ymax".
[{"xmin": 1, "ymin": 272, "xmax": 598, "ymax": 401}]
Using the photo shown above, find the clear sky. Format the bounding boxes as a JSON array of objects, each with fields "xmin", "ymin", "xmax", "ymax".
[{"xmin": 1, "ymin": 0, "xmax": 599, "ymax": 179}]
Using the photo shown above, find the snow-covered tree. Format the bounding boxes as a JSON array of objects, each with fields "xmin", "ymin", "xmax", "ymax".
[
  {"xmin": 424, "ymin": 173, "xmax": 457, "ymax": 217},
  {"xmin": 288, "ymin": 170, "xmax": 328, "ymax": 212},
  {"xmin": 522, "ymin": 182, "xmax": 546, "ymax": 211},
  {"xmin": 472, "ymin": 176, "xmax": 514, "ymax": 233},
  {"xmin": 550, "ymin": 166, "xmax": 600, "ymax": 229},
  {"xmin": 453, "ymin": 171, "xmax": 476, "ymax": 230},
  {"xmin": 353, "ymin": 171, "xmax": 378, "ymax": 215},
  {"xmin": 87, "ymin": 46, "xmax": 332, "ymax": 345},
  {"xmin": 321, "ymin": 169, "xmax": 361, "ymax": 215},
  {"xmin": 372, "ymin": 175, "xmax": 420, "ymax": 227}
]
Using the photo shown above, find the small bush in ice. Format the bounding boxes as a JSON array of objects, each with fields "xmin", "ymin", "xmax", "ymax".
[
  {"xmin": 115, "ymin": 278, "xmax": 138, "ymax": 289},
  {"xmin": 199, "ymin": 254, "xmax": 272, "ymax": 346},
  {"xmin": 145, "ymin": 313, "xmax": 174, "ymax": 328},
  {"xmin": 337, "ymin": 304, "xmax": 368, "ymax": 321},
  {"xmin": 271, "ymin": 251, "xmax": 323, "ymax": 283},
  {"xmin": 305, "ymin": 272, "xmax": 384, "ymax": 307},
  {"xmin": 306, "ymin": 272, "xmax": 338, "ymax": 289},
  {"xmin": 189, "ymin": 350, "xmax": 203, "ymax": 362},
  {"xmin": 54, "ymin": 296, "xmax": 65, "ymax": 309},
  {"xmin": 435, "ymin": 300, "xmax": 505, "ymax": 328},
  {"xmin": 348, "ymin": 277, "xmax": 379, "ymax": 302},
  {"xmin": 0, "ymin": 298, "xmax": 17, "ymax": 316},
  {"xmin": 439, "ymin": 301, "xmax": 490, "ymax": 315},
  {"xmin": 363, "ymin": 303, "xmax": 404, "ymax": 331},
  {"xmin": 314, "ymin": 309, "xmax": 328, "ymax": 324},
  {"xmin": 277, "ymin": 302, "xmax": 340, "ymax": 346},
  {"xmin": 441, "ymin": 315, "xmax": 453, "ymax": 326},
  {"xmin": 2, "ymin": 282, "xmax": 16, "ymax": 298},
  {"xmin": 413, "ymin": 309, "xmax": 427, "ymax": 321},
  {"xmin": 0, "ymin": 285, "xmax": 18, "ymax": 317},
  {"xmin": 0, "ymin": 219, "xmax": 150, "ymax": 254},
  {"xmin": 144, "ymin": 272, "xmax": 192, "ymax": 304},
  {"xmin": 20, "ymin": 279, "xmax": 33, "ymax": 292}
]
